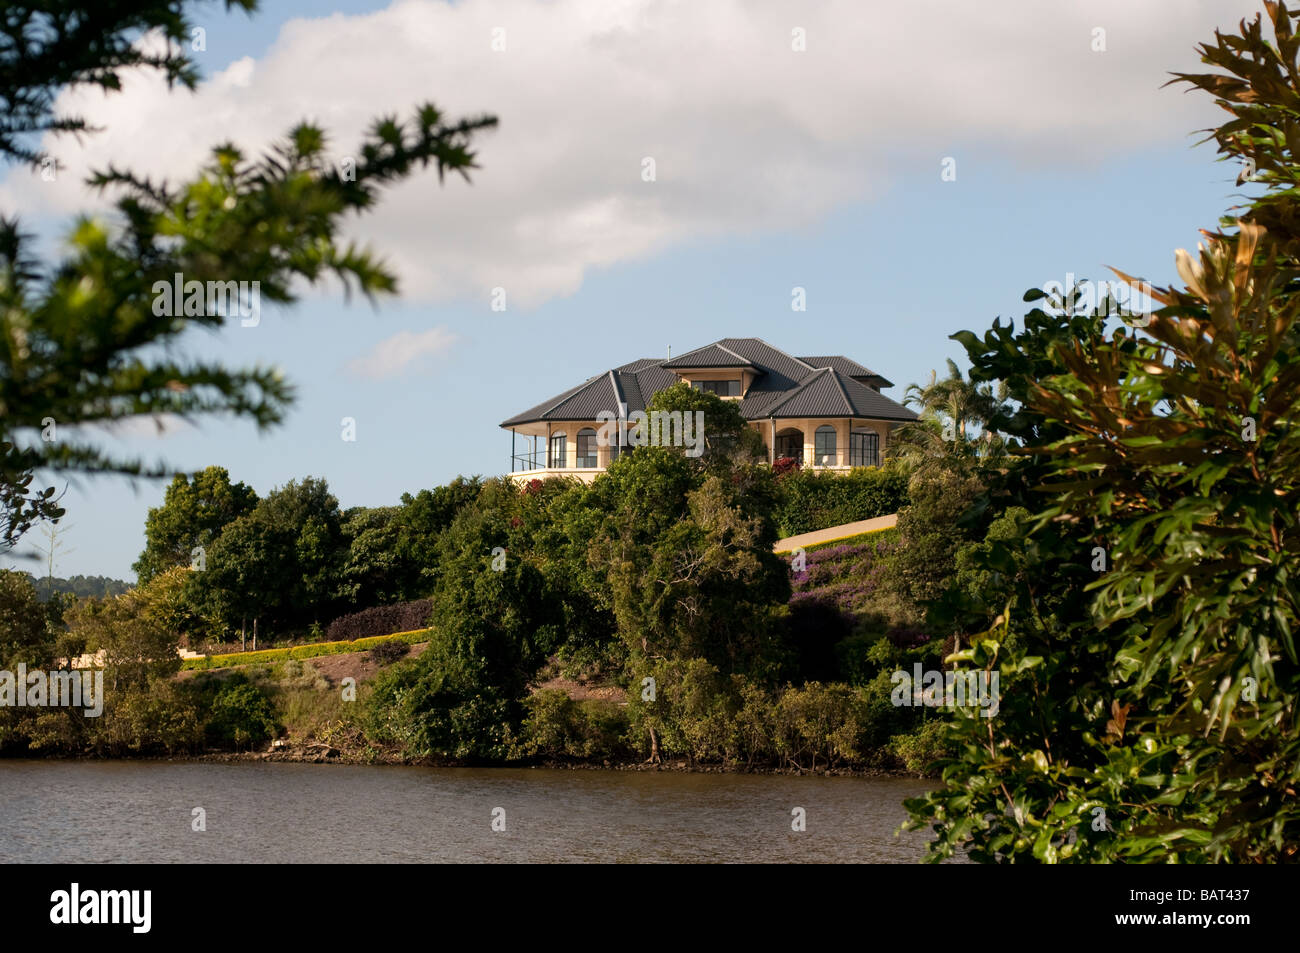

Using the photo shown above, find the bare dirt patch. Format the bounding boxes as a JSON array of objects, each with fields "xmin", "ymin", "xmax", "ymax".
[{"xmin": 304, "ymin": 642, "xmax": 427, "ymax": 687}]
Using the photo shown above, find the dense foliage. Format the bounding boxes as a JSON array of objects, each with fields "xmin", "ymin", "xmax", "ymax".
[
  {"xmin": 903, "ymin": 3, "xmax": 1300, "ymax": 863},
  {"xmin": 133, "ymin": 466, "xmax": 257, "ymax": 584},
  {"xmin": 27, "ymin": 574, "xmax": 131, "ymax": 602},
  {"xmin": 325, "ymin": 599, "xmax": 434, "ymax": 642},
  {"xmin": 771, "ymin": 467, "xmax": 908, "ymax": 538}
]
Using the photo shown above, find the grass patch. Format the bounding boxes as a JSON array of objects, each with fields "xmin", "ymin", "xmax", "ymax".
[
  {"xmin": 182, "ymin": 628, "xmax": 432, "ymax": 671},
  {"xmin": 276, "ymin": 686, "xmax": 350, "ymax": 742}
]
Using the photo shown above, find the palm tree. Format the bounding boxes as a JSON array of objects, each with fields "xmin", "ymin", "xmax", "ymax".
[{"xmin": 889, "ymin": 360, "xmax": 1008, "ymax": 469}]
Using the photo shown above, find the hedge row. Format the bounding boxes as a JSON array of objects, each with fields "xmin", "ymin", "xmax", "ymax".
[
  {"xmin": 772, "ymin": 468, "xmax": 908, "ymax": 537},
  {"xmin": 326, "ymin": 598, "xmax": 433, "ymax": 641},
  {"xmin": 182, "ymin": 628, "xmax": 432, "ymax": 671}
]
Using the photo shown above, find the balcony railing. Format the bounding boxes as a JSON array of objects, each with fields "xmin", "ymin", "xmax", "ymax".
[
  {"xmin": 511, "ymin": 446, "xmax": 880, "ymax": 473},
  {"xmin": 511, "ymin": 452, "xmax": 604, "ymax": 472},
  {"xmin": 774, "ymin": 448, "xmax": 881, "ymax": 468}
]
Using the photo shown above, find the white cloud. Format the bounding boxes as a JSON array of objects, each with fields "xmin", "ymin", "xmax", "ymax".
[
  {"xmin": 0, "ymin": 0, "xmax": 1263, "ymax": 308},
  {"xmin": 345, "ymin": 326, "xmax": 457, "ymax": 378}
]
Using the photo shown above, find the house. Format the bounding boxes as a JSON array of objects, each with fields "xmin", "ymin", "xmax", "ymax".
[{"xmin": 500, "ymin": 337, "xmax": 918, "ymax": 483}]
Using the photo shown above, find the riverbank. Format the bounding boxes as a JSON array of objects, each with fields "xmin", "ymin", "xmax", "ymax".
[{"xmin": 2, "ymin": 745, "xmax": 917, "ymax": 778}]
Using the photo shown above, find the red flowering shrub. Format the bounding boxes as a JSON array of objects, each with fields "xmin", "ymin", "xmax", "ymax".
[{"xmin": 772, "ymin": 456, "xmax": 802, "ymax": 477}]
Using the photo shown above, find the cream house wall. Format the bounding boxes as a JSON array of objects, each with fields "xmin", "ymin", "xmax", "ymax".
[
  {"xmin": 538, "ymin": 419, "xmax": 621, "ymax": 469},
  {"xmin": 672, "ymin": 368, "xmax": 751, "ymax": 397},
  {"xmin": 508, "ymin": 413, "xmax": 897, "ymax": 485}
]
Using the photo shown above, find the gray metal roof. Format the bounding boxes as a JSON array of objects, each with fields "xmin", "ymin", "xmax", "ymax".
[
  {"xmin": 717, "ymin": 338, "xmax": 812, "ymax": 389},
  {"xmin": 799, "ymin": 355, "xmax": 893, "ymax": 388},
  {"xmin": 662, "ymin": 342, "xmax": 759, "ymax": 369},
  {"xmin": 499, "ymin": 377, "xmax": 599, "ymax": 427},
  {"xmin": 760, "ymin": 368, "xmax": 916, "ymax": 421},
  {"xmin": 500, "ymin": 338, "xmax": 915, "ymax": 427}
]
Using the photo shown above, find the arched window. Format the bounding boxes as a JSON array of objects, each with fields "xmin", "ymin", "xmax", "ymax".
[
  {"xmin": 850, "ymin": 430, "xmax": 880, "ymax": 467},
  {"xmin": 548, "ymin": 432, "xmax": 567, "ymax": 469},
  {"xmin": 814, "ymin": 425, "xmax": 838, "ymax": 466},
  {"xmin": 576, "ymin": 428, "xmax": 598, "ymax": 468}
]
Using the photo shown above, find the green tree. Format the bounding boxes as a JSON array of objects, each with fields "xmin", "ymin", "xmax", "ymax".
[
  {"xmin": 591, "ymin": 453, "xmax": 790, "ymax": 687},
  {"xmin": 886, "ymin": 461, "xmax": 986, "ymax": 615},
  {"xmin": 890, "ymin": 359, "xmax": 1008, "ymax": 471},
  {"xmin": 0, "ymin": 567, "xmax": 54, "ymax": 667},
  {"xmin": 65, "ymin": 581, "xmax": 184, "ymax": 692},
  {"xmin": 0, "ymin": 0, "xmax": 496, "ymax": 551},
  {"xmin": 907, "ymin": 4, "xmax": 1300, "ymax": 862},
  {"xmin": 335, "ymin": 476, "xmax": 484, "ymax": 608},
  {"xmin": 192, "ymin": 477, "xmax": 346, "ymax": 637},
  {"xmin": 206, "ymin": 679, "xmax": 278, "ymax": 750},
  {"xmin": 644, "ymin": 381, "xmax": 768, "ymax": 467},
  {"xmin": 336, "ymin": 505, "xmax": 405, "ymax": 608},
  {"xmin": 133, "ymin": 466, "xmax": 257, "ymax": 584},
  {"xmin": 361, "ymin": 478, "xmax": 570, "ymax": 759}
]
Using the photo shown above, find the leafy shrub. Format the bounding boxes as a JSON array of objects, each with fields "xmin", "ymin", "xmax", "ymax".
[
  {"xmin": 770, "ymin": 682, "xmax": 869, "ymax": 770},
  {"xmin": 772, "ymin": 456, "xmax": 801, "ymax": 477},
  {"xmin": 890, "ymin": 718, "xmax": 953, "ymax": 775},
  {"xmin": 206, "ymin": 680, "xmax": 278, "ymax": 749},
  {"xmin": 369, "ymin": 640, "xmax": 409, "ymax": 665},
  {"xmin": 517, "ymin": 689, "xmax": 629, "ymax": 760},
  {"xmin": 87, "ymin": 678, "xmax": 204, "ymax": 756},
  {"xmin": 626, "ymin": 658, "xmax": 742, "ymax": 764},
  {"xmin": 362, "ymin": 619, "xmax": 529, "ymax": 761},
  {"xmin": 857, "ymin": 666, "xmax": 925, "ymax": 751},
  {"xmin": 326, "ymin": 599, "xmax": 433, "ymax": 641},
  {"xmin": 773, "ymin": 468, "xmax": 907, "ymax": 537}
]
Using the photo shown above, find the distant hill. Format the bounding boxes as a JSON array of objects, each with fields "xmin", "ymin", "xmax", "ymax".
[{"xmin": 24, "ymin": 573, "xmax": 132, "ymax": 601}]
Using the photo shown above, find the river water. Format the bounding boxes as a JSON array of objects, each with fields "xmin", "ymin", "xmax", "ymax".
[{"xmin": 0, "ymin": 761, "xmax": 951, "ymax": 863}]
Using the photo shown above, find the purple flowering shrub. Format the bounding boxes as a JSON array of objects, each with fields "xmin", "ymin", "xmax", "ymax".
[
  {"xmin": 789, "ymin": 536, "xmax": 902, "ymax": 620},
  {"xmin": 886, "ymin": 626, "xmax": 930, "ymax": 649}
]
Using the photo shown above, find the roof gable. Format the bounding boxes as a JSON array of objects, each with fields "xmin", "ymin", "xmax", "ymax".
[
  {"xmin": 500, "ymin": 339, "xmax": 912, "ymax": 427},
  {"xmin": 661, "ymin": 342, "xmax": 758, "ymax": 369},
  {"xmin": 756, "ymin": 368, "xmax": 916, "ymax": 421},
  {"xmin": 799, "ymin": 355, "xmax": 893, "ymax": 388}
]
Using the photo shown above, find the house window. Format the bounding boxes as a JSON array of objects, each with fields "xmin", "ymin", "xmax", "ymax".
[
  {"xmin": 548, "ymin": 432, "xmax": 567, "ymax": 468},
  {"xmin": 691, "ymin": 379, "xmax": 740, "ymax": 397},
  {"xmin": 814, "ymin": 425, "xmax": 838, "ymax": 466},
  {"xmin": 576, "ymin": 428, "xmax": 598, "ymax": 468},
  {"xmin": 774, "ymin": 428, "xmax": 804, "ymax": 463},
  {"xmin": 850, "ymin": 430, "xmax": 880, "ymax": 467}
]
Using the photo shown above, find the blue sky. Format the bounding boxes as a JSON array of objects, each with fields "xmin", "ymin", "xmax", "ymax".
[{"xmin": 0, "ymin": 0, "xmax": 1262, "ymax": 579}]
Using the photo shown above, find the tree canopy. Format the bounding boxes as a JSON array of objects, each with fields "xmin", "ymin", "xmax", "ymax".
[
  {"xmin": 0, "ymin": 0, "xmax": 496, "ymax": 550},
  {"xmin": 905, "ymin": 2, "xmax": 1300, "ymax": 862}
]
